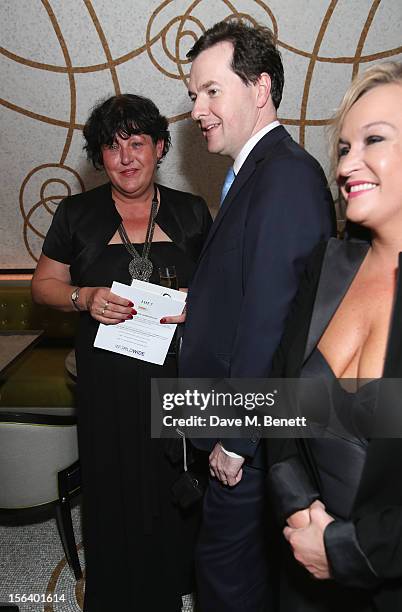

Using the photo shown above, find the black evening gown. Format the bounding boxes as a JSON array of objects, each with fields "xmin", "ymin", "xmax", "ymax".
[
  {"xmin": 279, "ymin": 348, "xmax": 376, "ymax": 612},
  {"xmin": 75, "ymin": 243, "xmax": 200, "ymax": 612}
]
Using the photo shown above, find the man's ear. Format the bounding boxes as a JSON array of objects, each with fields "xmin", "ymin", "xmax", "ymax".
[{"xmin": 256, "ymin": 72, "xmax": 272, "ymax": 108}]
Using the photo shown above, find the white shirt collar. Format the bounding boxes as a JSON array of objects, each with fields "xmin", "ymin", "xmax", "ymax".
[{"xmin": 233, "ymin": 120, "xmax": 281, "ymax": 175}]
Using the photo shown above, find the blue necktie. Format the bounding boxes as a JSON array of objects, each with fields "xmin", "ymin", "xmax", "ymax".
[{"xmin": 220, "ymin": 166, "xmax": 236, "ymax": 206}]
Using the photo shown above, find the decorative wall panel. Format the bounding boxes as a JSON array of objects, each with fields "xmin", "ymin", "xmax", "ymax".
[{"xmin": 1, "ymin": 0, "xmax": 401, "ymax": 268}]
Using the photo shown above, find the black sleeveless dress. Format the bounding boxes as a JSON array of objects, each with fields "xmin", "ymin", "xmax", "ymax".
[
  {"xmin": 280, "ymin": 348, "xmax": 377, "ymax": 612},
  {"xmin": 75, "ymin": 243, "xmax": 200, "ymax": 611}
]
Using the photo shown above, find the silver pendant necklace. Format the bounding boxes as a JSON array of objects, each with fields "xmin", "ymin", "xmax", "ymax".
[{"xmin": 118, "ymin": 186, "xmax": 158, "ymax": 282}]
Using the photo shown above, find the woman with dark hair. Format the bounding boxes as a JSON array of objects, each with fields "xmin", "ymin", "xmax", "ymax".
[{"xmin": 32, "ymin": 94, "xmax": 211, "ymax": 611}]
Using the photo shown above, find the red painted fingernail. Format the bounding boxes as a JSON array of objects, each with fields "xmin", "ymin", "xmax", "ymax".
[
  {"xmin": 126, "ymin": 314, "xmax": 133, "ymax": 320},
  {"xmin": 160, "ymin": 318, "xmax": 166, "ymax": 324},
  {"xmin": 131, "ymin": 309, "xmax": 137, "ymax": 315},
  {"xmin": 128, "ymin": 301, "xmax": 134, "ymax": 307}
]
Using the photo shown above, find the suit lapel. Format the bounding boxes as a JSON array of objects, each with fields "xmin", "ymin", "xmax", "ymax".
[
  {"xmin": 303, "ymin": 238, "xmax": 370, "ymax": 363},
  {"xmin": 383, "ymin": 252, "xmax": 402, "ymax": 377},
  {"xmin": 197, "ymin": 126, "xmax": 290, "ymax": 261},
  {"xmin": 196, "ymin": 156, "xmax": 256, "ymax": 261}
]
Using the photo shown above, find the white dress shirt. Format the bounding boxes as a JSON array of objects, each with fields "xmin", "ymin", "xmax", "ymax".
[{"xmin": 233, "ymin": 120, "xmax": 280, "ymax": 175}]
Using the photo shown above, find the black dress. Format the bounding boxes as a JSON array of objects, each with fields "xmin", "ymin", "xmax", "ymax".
[
  {"xmin": 41, "ymin": 182, "xmax": 212, "ymax": 611},
  {"xmin": 76, "ymin": 242, "xmax": 201, "ymax": 611},
  {"xmin": 268, "ymin": 239, "xmax": 402, "ymax": 612},
  {"xmin": 277, "ymin": 348, "xmax": 376, "ymax": 612}
]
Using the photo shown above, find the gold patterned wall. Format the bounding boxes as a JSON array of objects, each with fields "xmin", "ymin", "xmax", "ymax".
[{"xmin": 1, "ymin": 0, "xmax": 401, "ymax": 269}]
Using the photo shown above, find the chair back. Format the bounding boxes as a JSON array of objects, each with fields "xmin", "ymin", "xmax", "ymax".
[{"xmin": 0, "ymin": 413, "xmax": 78, "ymax": 509}]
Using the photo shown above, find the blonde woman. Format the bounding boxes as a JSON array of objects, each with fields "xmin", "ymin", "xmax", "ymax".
[{"xmin": 268, "ymin": 62, "xmax": 402, "ymax": 611}]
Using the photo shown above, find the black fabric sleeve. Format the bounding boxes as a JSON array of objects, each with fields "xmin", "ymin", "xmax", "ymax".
[
  {"xmin": 265, "ymin": 243, "xmax": 328, "ymax": 521},
  {"xmin": 42, "ymin": 198, "xmax": 73, "ymax": 264},
  {"xmin": 324, "ymin": 520, "xmax": 380, "ymax": 588},
  {"xmin": 267, "ymin": 454, "xmax": 320, "ymax": 525},
  {"xmin": 222, "ymin": 435, "xmax": 261, "ymax": 460},
  {"xmin": 324, "ymin": 504, "xmax": 402, "ymax": 589}
]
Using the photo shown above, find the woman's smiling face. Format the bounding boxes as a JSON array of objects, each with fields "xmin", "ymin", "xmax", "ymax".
[
  {"xmin": 102, "ymin": 133, "xmax": 164, "ymax": 200},
  {"xmin": 336, "ymin": 82, "xmax": 402, "ymax": 234}
]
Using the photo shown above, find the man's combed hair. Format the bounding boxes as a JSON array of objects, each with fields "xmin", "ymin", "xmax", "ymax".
[
  {"xmin": 83, "ymin": 94, "xmax": 171, "ymax": 169},
  {"xmin": 186, "ymin": 20, "xmax": 284, "ymax": 109}
]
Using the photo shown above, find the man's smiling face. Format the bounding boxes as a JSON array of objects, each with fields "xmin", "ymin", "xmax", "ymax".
[{"xmin": 188, "ymin": 41, "xmax": 261, "ymax": 160}]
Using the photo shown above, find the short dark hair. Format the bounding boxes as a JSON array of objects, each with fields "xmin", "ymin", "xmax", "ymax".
[
  {"xmin": 83, "ymin": 94, "xmax": 171, "ymax": 169},
  {"xmin": 187, "ymin": 20, "xmax": 284, "ymax": 109}
]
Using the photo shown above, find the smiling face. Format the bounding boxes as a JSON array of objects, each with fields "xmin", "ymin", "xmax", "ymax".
[
  {"xmin": 188, "ymin": 41, "xmax": 272, "ymax": 160},
  {"xmin": 102, "ymin": 133, "xmax": 164, "ymax": 200},
  {"xmin": 336, "ymin": 83, "xmax": 402, "ymax": 234}
]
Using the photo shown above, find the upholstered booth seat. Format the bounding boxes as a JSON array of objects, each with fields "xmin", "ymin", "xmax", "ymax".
[
  {"xmin": 0, "ymin": 347, "xmax": 76, "ymax": 408},
  {"xmin": 0, "ymin": 286, "xmax": 78, "ymax": 337},
  {"xmin": 0, "ymin": 283, "xmax": 78, "ymax": 408}
]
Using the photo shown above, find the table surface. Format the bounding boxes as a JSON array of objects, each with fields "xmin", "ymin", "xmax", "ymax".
[{"xmin": 0, "ymin": 330, "xmax": 43, "ymax": 374}]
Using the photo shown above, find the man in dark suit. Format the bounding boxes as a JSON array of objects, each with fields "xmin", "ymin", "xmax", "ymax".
[{"xmin": 176, "ymin": 20, "xmax": 335, "ymax": 612}]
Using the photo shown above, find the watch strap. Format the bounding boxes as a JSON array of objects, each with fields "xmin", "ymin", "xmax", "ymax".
[{"xmin": 71, "ymin": 287, "xmax": 80, "ymax": 310}]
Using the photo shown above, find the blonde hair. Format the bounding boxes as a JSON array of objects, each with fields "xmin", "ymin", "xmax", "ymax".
[{"xmin": 329, "ymin": 61, "xmax": 402, "ymax": 179}]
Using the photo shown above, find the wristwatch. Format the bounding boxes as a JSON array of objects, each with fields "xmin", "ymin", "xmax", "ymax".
[{"xmin": 71, "ymin": 287, "xmax": 81, "ymax": 310}]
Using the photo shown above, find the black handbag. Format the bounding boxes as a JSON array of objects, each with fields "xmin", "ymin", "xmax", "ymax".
[{"xmin": 171, "ymin": 429, "xmax": 204, "ymax": 509}]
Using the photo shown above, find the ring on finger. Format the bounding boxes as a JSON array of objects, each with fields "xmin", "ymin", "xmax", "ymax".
[{"xmin": 101, "ymin": 300, "xmax": 109, "ymax": 316}]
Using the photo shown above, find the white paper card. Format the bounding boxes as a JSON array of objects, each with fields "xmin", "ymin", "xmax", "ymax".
[
  {"xmin": 130, "ymin": 278, "xmax": 186, "ymax": 302},
  {"xmin": 94, "ymin": 281, "xmax": 185, "ymax": 365}
]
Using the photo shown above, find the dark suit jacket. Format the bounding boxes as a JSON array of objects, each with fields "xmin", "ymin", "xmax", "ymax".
[
  {"xmin": 42, "ymin": 182, "xmax": 212, "ymax": 283},
  {"xmin": 267, "ymin": 237, "xmax": 402, "ymax": 610},
  {"xmin": 180, "ymin": 126, "xmax": 335, "ymax": 463}
]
